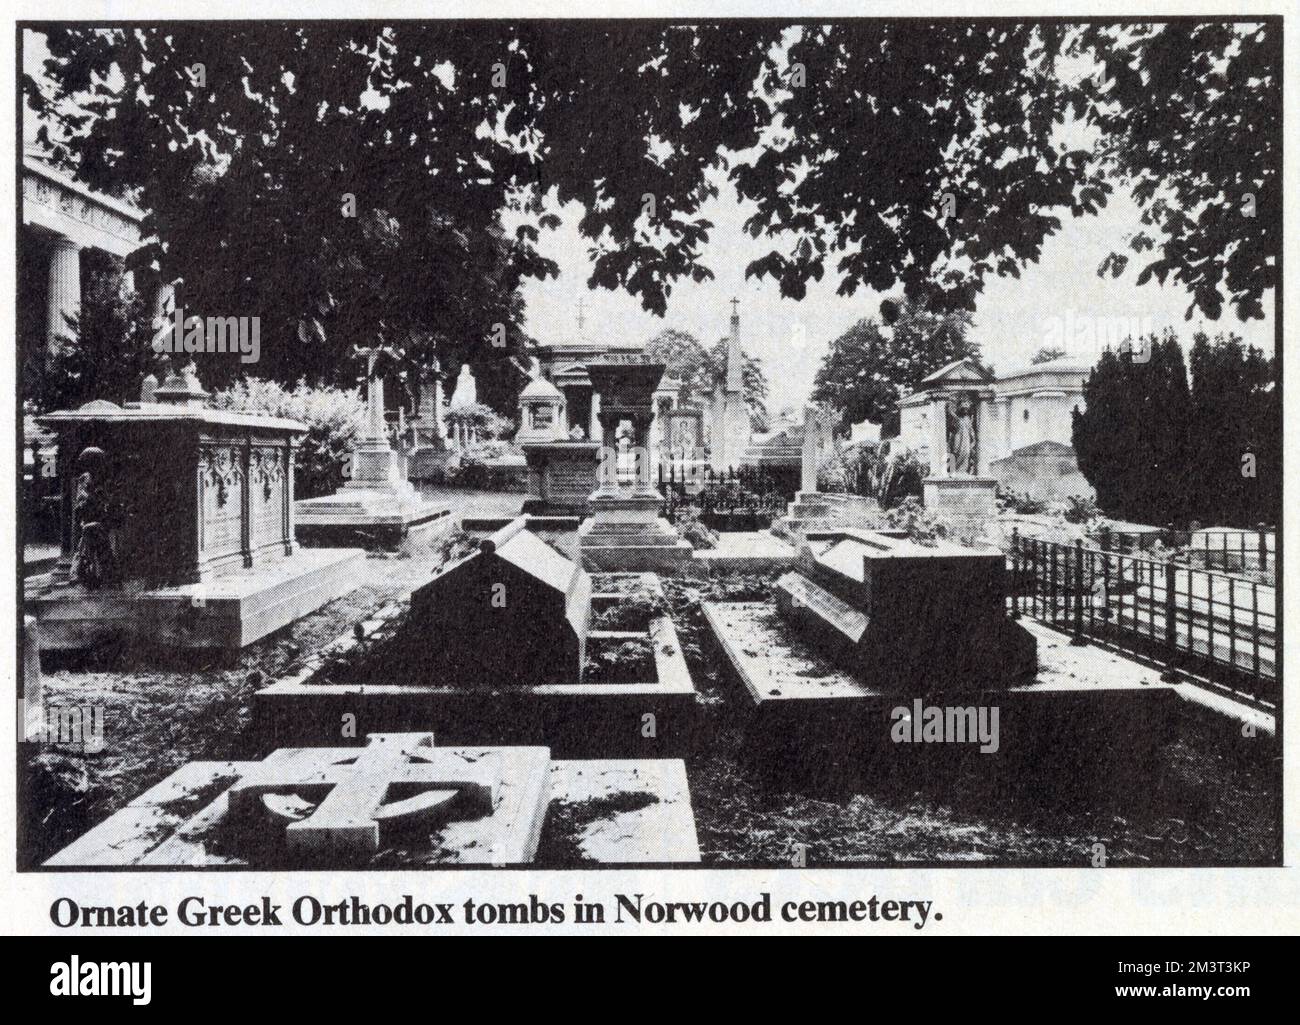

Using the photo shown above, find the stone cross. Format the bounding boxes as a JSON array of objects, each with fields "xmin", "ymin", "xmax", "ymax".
[{"xmin": 226, "ymin": 733, "xmax": 499, "ymax": 857}]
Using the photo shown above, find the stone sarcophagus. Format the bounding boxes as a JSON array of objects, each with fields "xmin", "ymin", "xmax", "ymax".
[
  {"xmin": 776, "ymin": 528, "xmax": 1036, "ymax": 692},
  {"xmin": 29, "ymin": 376, "xmax": 363, "ymax": 652},
  {"xmin": 38, "ymin": 399, "xmax": 303, "ymax": 588}
]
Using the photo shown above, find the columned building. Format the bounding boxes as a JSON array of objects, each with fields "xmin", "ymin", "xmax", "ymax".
[
  {"xmin": 897, "ymin": 356, "xmax": 1094, "ymax": 501},
  {"xmin": 21, "ymin": 146, "xmax": 148, "ymax": 364},
  {"xmin": 533, "ymin": 315, "xmax": 645, "ymax": 444}
]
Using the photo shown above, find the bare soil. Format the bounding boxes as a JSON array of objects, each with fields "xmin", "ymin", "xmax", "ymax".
[{"xmin": 21, "ymin": 517, "xmax": 1281, "ymax": 868}]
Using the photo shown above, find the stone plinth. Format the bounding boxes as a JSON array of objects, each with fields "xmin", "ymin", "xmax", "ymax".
[
  {"xmin": 521, "ymin": 441, "xmax": 600, "ymax": 515},
  {"xmin": 922, "ymin": 475, "xmax": 998, "ymax": 521},
  {"xmin": 45, "ymin": 731, "xmax": 701, "ymax": 867},
  {"xmin": 294, "ymin": 466, "xmax": 450, "ymax": 548},
  {"xmin": 295, "ymin": 368, "xmax": 449, "ymax": 548},
  {"xmin": 577, "ymin": 490, "xmax": 693, "ymax": 572}
]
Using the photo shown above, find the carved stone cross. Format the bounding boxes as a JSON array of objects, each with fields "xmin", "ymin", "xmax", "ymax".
[{"xmin": 226, "ymin": 733, "xmax": 499, "ymax": 856}]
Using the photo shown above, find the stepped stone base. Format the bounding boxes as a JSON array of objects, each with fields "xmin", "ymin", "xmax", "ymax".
[
  {"xmin": 295, "ymin": 482, "xmax": 450, "ymax": 549},
  {"xmin": 784, "ymin": 491, "xmax": 882, "ymax": 533},
  {"xmin": 577, "ymin": 489, "xmax": 693, "ymax": 572},
  {"xmin": 27, "ymin": 547, "xmax": 363, "ymax": 652}
]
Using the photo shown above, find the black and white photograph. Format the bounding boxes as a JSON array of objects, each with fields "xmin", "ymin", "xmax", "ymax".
[{"xmin": 4, "ymin": 1, "xmax": 1292, "ymax": 949}]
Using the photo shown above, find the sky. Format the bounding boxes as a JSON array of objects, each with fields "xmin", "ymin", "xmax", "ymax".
[
  {"xmin": 24, "ymin": 28, "xmax": 1275, "ymax": 419},
  {"xmin": 518, "ymin": 177, "xmax": 1276, "ymax": 417}
]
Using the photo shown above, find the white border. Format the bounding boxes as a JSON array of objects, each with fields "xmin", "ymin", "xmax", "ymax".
[{"xmin": 1, "ymin": 0, "xmax": 1294, "ymax": 936}]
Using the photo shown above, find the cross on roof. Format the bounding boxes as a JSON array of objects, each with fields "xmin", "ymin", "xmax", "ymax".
[{"xmin": 226, "ymin": 733, "xmax": 499, "ymax": 856}]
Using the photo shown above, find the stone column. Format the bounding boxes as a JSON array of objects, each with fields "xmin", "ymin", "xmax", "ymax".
[
  {"xmin": 801, "ymin": 405, "xmax": 821, "ymax": 493},
  {"xmin": 595, "ymin": 404, "xmax": 621, "ymax": 495},
  {"xmin": 46, "ymin": 236, "xmax": 82, "ymax": 357},
  {"xmin": 633, "ymin": 411, "xmax": 658, "ymax": 497},
  {"xmin": 928, "ymin": 394, "xmax": 948, "ymax": 478}
]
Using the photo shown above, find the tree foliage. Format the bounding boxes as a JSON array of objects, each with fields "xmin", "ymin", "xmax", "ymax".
[
  {"xmin": 1071, "ymin": 331, "xmax": 1276, "ymax": 526},
  {"xmin": 811, "ymin": 298, "xmax": 979, "ymax": 434},
  {"xmin": 1076, "ymin": 22, "xmax": 1279, "ymax": 321},
  {"xmin": 644, "ymin": 327, "xmax": 769, "ymax": 430},
  {"xmin": 25, "ymin": 20, "xmax": 1278, "ymax": 394}
]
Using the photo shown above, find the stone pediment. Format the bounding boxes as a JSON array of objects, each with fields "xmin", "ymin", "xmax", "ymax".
[{"xmin": 918, "ymin": 359, "xmax": 994, "ymax": 390}]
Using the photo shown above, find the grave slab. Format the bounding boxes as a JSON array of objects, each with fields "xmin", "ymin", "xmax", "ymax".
[
  {"xmin": 546, "ymin": 759, "xmax": 701, "ymax": 863},
  {"xmin": 45, "ymin": 735, "xmax": 700, "ymax": 867},
  {"xmin": 704, "ymin": 600, "xmax": 1179, "ymax": 778}
]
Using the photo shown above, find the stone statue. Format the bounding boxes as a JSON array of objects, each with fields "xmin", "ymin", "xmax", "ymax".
[
  {"xmin": 71, "ymin": 447, "xmax": 118, "ymax": 588},
  {"xmin": 946, "ymin": 397, "xmax": 977, "ymax": 476}
]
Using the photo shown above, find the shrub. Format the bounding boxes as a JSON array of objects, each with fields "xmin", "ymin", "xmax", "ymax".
[
  {"xmin": 676, "ymin": 508, "xmax": 719, "ymax": 550},
  {"xmin": 1063, "ymin": 494, "xmax": 1102, "ymax": 525},
  {"xmin": 844, "ymin": 445, "xmax": 924, "ymax": 508},
  {"xmin": 996, "ymin": 487, "xmax": 1046, "ymax": 515},
  {"xmin": 446, "ymin": 402, "xmax": 514, "ymax": 442},
  {"xmin": 210, "ymin": 377, "xmax": 366, "ymax": 498}
]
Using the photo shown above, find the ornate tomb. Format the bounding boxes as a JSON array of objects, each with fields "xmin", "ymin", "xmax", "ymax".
[
  {"xmin": 45, "ymin": 732, "xmax": 701, "ymax": 867},
  {"xmin": 775, "ymin": 527, "xmax": 1037, "ymax": 691},
  {"xmin": 295, "ymin": 346, "xmax": 450, "ymax": 548},
  {"xmin": 28, "ymin": 366, "xmax": 362, "ymax": 651},
  {"xmin": 576, "ymin": 362, "xmax": 693, "ymax": 572},
  {"xmin": 255, "ymin": 522, "xmax": 699, "ymax": 756}
]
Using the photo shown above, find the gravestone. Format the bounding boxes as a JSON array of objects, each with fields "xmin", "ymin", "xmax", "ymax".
[
  {"xmin": 45, "ymin": 732, "xmax": 701, "ymax": 866},
  {"xmin": 402, "ymin": 518, "xmax": 592, "ymax": 686},
  {"xmin": 519, "ymin": 374, "xmax": 601, "ymax": 514},
  {"xmin": 295, "ymin": 346, "xmax": 450, "ymax": 548},
  {"xmin": 28, "ymin": 367, "xmax": 362, "ymax": 651},
  {"xmin": 912, "ymin": 360, "xmax": 999, "ymax": 521},
  {"xmin": 775, "ymin": 528, "xmax": 1037, "ymax": 691}
]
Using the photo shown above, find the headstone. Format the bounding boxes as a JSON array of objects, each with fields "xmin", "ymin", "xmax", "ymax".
[
  {"xmin": 403, "ymin": 518, "xmax": 592, "ymax": 686},
  {"xmin": 295, "ymin": 346, "xmax": 450, "ymax": 548},
  {"xmin": 775, "ymin": 527, "xmax": 1036, "ymax": 691}
]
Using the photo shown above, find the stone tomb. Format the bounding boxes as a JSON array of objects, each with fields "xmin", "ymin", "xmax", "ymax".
[
  {"xmin": 46, "ymin": 732, "xmax": 701, "ymax": 866},
  {"xmin": 405, "ymin": 516, "xmax": 592, "ymax": 688},
  {"xmin": 521, "ymin": 441, "xmax": 602, "ymax": 515},
  {"xmin": 704, "ymin": 528, "xmax": 1177, "ymax": 781},
  {"xmin": 27, "ymin": 375, "xmax": 362, "ymax": 651},
  {"xmin": 255, "ymin": 521, "xmax": 698, "ymax": 755},
  {"xmin": 776, "ymin": 528, "xmax": 1037, "ymax": 691},
  {"xmin": 577, "ymin": 362, "xmax": 692, "ymax": 572}
]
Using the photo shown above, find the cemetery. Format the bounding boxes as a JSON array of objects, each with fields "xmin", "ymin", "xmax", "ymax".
[
  {"xmin": 18, "ymin": 20, "xmax": 1280, "ymax": 874},
  {"xmin": 21, "ymin": 336, "xmax": 1280, "ymax": 870}
]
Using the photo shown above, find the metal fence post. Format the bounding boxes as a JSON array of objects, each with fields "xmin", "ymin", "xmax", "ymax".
[
  {"xmin": 1010, "ymin": 528, "xmax": 1020, "ymax": 619},
  {"xmin": 1160, "ymin": 559, "xmax": 1180, "ymax": 682},
  {"xmin": 1258, "ymin": 522, "xmax": 1268, "ymax": 572},
  {"xmin": 1071, "ymin": 538, "xmax": 1087, "ymax": 644}
]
